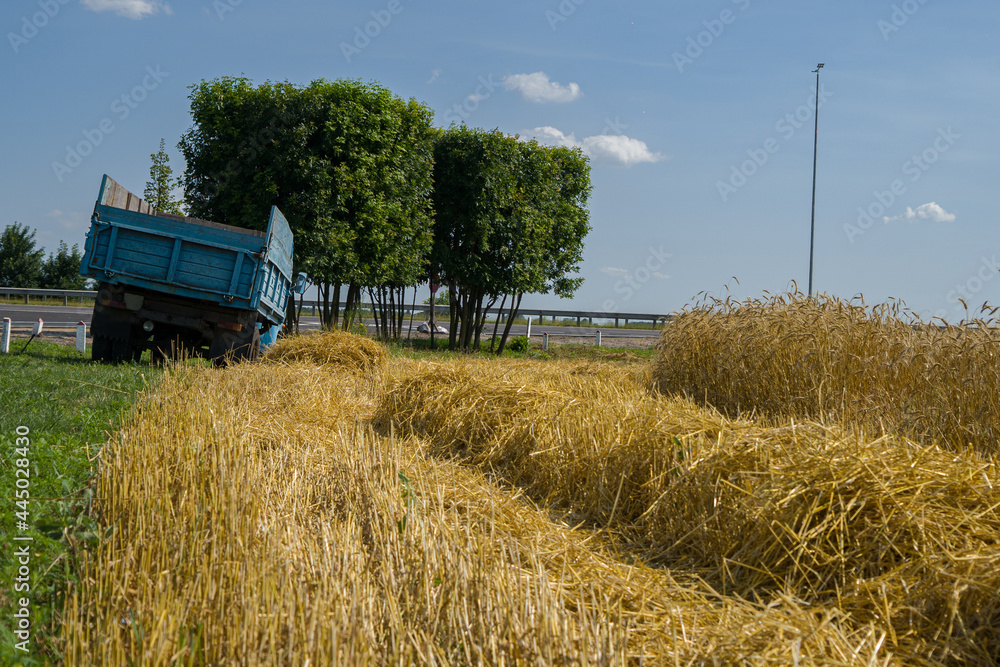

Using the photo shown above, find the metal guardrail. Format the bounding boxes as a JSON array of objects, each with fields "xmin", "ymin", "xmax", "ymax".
[
  {"xmin": 298, "ymin": 302, "xmax": 671, "ymax": 329},
  {"xmin": 0, "ymin": 288, "xmax": 96, "ymax": 305},
  {"xmin": 1, "ymin": 288, "xmax": 671, "ymax": 329}
]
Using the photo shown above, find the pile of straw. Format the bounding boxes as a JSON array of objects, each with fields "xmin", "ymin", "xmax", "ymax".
[
  {"xmin": 380, "ymin": 358, "xmax": 1000, "ymax": 664},
  {"xmin": 60, "ymin": 342, "xmax": 1000, "ymax": 664},
  {"xmin": 62, "ymin": 360, "xmax": 891, "ymax": 665},
  {"xmin": 264, "ymin": 329, "xmax": 387, "ymax": 372},
  {"xmin": 653, "ymin": 292, "xmax": 1000, "ymax": 454}
]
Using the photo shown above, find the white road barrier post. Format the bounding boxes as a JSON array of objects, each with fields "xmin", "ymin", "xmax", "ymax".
[
  {"xmin": 542, "ymin": 332, "xmax": 549, "ymax": 351},
  {"xmin": 526, "ymin": 316, "xmax": 532, "ymax": 340},
  {"xmin": 76, "ymin": 321, "xmax": 87, "ymax": 354},
  {"xmin": 596, "ymin": 330, "xmax": 602, "ymax": 347},
  {"xmin": 1, "ymin": 318, "xmax": 10, "ymax": 354}
]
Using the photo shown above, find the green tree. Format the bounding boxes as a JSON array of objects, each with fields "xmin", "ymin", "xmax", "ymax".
[
  {"xmin": 430, "ymin": 127, "xmax": 591, "ymax": 353},
  {"xmin": 431, "ymin": 127, "xmax": 518, "ymax": 351},
  {"xmin": 179, "ymin": 77, "xmax": 436, "ymax": 338},
  {"xmin": 492, "ymin": 143, "xmax": 591, "ymax": 353},
  {"xmin": 0, "ymin": 222, "xmax": 45, "ymax": 287},
  {"xmin": 143, "ymin": 138, "xmax": 184, "ymax": 214},
  {"xmin": 40, "ymin": 241, "xmax": 86, "ymax": 289}
]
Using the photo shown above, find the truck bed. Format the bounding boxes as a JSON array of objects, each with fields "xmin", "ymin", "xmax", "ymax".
[{"xmin": 81, "ymin": 175, "xmax": 293, "ymax": 326}]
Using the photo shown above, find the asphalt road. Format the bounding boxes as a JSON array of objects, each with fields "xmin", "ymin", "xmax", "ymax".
[{"xmin": 0, "ymin": 304, "xmax": 660, "ymax": 339}]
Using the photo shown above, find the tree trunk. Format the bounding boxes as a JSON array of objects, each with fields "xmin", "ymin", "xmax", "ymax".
[
  {"xmin": 396, "ymin": 286, "xmax": 406, "ymax": 339},
  {"xmin": 285, "ymin": 292, "xmax": 298, "ymax": 335},
  {"xmin": 344, "ymin": 283, "xmax": 361, "ymax": 330},
  {"xmin": 473, "ymin": 295, "xmax": 497, "ymax": 352},
  {"xmin": 319, "ymin": 283, "xmax": 331, "ymax": 330},
  {"xmin": 496, "ymin": 292, "xmax": 523, "ymax": 355},
  {"xmin": 407, "ymin": 285, "xmax": 417, "ymax": 339},
  {"xmin": 472, "ymin": 296, "xmax": 483, "ymax": 351},
  {"xmin": 331, "ymin": 282, "xmax": 341, "ymax": 330},
  {"xmin": 460, "ymin": 288, "xmax": 476, "ymax": 350},
  {"xmin": 488, "ymin": 294, "xmax": 507, "ymax": 353},
  {"xmin": 448, "ymin": 282, "xmax": 459, "ymax": 350}
]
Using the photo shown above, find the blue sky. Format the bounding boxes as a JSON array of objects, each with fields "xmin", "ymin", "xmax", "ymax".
[{"xmin": 2, "ymin": 0, "xmax": 998, "ymax": 320}]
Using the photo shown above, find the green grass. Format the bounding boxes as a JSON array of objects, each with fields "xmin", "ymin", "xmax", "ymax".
[
  {"xmin": 524, "ymin": 343, "xmax": 657, "ymax": 363},
  {"xmin": 0, "ymin": 297, "xmax": 94, "ymax": 307},
  {"xmin": 0, "ymin": 341, "xmax": 160, "ymax": 665},
  {"xmin": 388, "ymin": 336, "xmax": 656, "ymax": 363}
]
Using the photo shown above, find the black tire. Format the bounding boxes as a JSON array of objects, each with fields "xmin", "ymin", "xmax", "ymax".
[
  {"xmin": 208, "ymin": 331, "xmax": 236, "ymax": 366},
  {"xmin": 109, "ymin": 336, "xmax": 133, "ymax": 364},
  {"xmin": 209, "ymin": 325, "xmax": 259, "ymax": 366},
  {"xmin": 231, "ymin": 327, "xmax": 260, "ymax": 363},
  {"xmin": 92, "ymin": 335, "xmax": 112, "ymax": 362}
]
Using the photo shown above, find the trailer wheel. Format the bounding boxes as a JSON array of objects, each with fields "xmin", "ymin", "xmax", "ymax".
[
  {"xmin": 110, "ymin": 336, "xmax": 134, "ymax": 364},
  {"xmin": 92, "ymin": 335, "xmax": 112, "ymax": 362},
  {"xmin": 231, "ymin": 327, "xmax": 260, "ymax": 363}
]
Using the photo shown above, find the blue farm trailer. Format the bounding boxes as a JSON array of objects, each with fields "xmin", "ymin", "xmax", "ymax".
[{"xmin": 80, "ymin": 175, "xmax": 306, "ymax": 363}]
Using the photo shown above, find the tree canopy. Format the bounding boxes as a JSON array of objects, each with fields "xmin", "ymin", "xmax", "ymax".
[
  {"xmin": 40, "ymin": 241, "xmax": 86, "ymax": 289},
  {"xmin": 0, "ymin": 223, "xmax": 84, "ymax": 289},
  {"xmin": 431, "ymin": 126, "xmax": 591, "ymax": 352},
  {"xmin": 179, "ymin": 77, "xmax": 435, "ymax": 335},
  {"xmin": 179, "ymin": 77, "xmax": 591, "ymax": 347},
  {"xmin": 0, "ymin": 222, "xmax": 44, "ymax": 288}
]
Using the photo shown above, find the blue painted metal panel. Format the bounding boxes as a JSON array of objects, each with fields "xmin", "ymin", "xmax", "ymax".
[
  {"xmin": 251, "ymin": 206, "xmax": 295, "ymax": 326},
  {"xmin": 80, "ymin": 175, "xmax": 296, "ymax": 327},
  {"xmin": 259, "ymin": 325, "xmax": 280, "ymax": 349}
]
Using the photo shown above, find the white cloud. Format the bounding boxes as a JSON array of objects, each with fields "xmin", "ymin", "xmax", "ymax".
[
  {"xmin": 503, "ymin": 72, "xmax": 581, "ymax": 103},
  {"xmin": 581, "ymin": 134, "xmax": 664, "ymax": 167},
  {"xmin": 652, "ymin": 271, "xmax": 671, "ymax": 280},
  {"xmin": 883, "ymin": 201, "xmax": 956, "ymax": 223},
  {"xmin": 427, "ymin": 69, "xmax": 443, "ymax": 84},
  {"xmin": 528, "ymin": 126, "xmax": 665, "ymax": 168},
  {"xmin": 529, "ymin": 126, "xmax": 580, "ymax": 148},
  {"xmin": 81, "ymin": 0, "xmax": 171, "ymax": 19}
]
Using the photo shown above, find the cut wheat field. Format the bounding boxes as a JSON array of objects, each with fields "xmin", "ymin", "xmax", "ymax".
[{"xmin": 60, "ymin": 305, "xmax": 1000, "ymax": 665}]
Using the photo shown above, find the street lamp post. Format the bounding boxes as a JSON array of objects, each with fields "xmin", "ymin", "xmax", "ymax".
[{"xmin": 807, "ymin": 62, "xmax": 824, "ymax": 297}]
